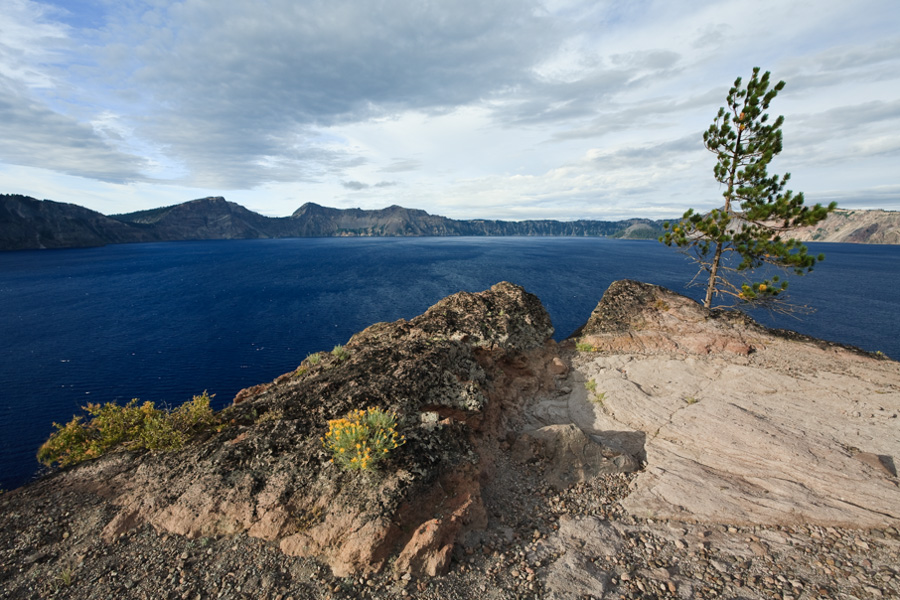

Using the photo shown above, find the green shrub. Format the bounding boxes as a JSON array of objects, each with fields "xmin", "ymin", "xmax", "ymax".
[
  {"xmin": 575, "ymin": 341, "xmax": 596, "ymax": 352},
  {"xmin": 331, "ymin": 344, "xmax": 350, "ymax": 361},
  {"xmin": 322, "ymin": 408, "xmax": 405, "ymax": 471},
  {"xmin": 37, "ymin": 392, "xmax": 216, "ymax": 468},
  {"xmin": 307, "ymin": 352, "xmax": 322, "ymax": 365}
]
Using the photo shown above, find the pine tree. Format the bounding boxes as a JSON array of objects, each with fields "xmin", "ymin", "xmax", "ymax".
[{"xmin": 660, "ymin": 67, "xmax": 836, "ymax": 310}]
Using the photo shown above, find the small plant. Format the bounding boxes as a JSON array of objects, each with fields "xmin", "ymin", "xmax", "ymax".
[
  {"xmin": 575, "ymin": 341, "xmax": 596, "ymax": 352},
  {"xmin": 583, "ymin": 379, "xmax": 607, "ymax": 405},
  {"xmin": 37, "ymin": 392, "xmax": 217, "ymax": 468},
  {"xmin": 331, "ymin": 345, "xmax": 350, "ymax": 361},
  {"xmin": 322, "ymin": 408, "xmax": 405, "ymax": 471},
  {"xmin": 684, "ymin": 396, "xmax": 699, "ymax": 405},
  {"xmin": 307, "ymin": 352, "xmax": 323, "ymax": 365},
  {"xmin": 256, "ymin": 409, "xmax": 284, "ymax": 424},
  {"xmin": 56, "ymin": 568, "xmax": 75, "ymax": 588}
]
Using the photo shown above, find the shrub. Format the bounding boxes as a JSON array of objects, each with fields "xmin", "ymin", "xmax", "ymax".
[
  {"xmin": 322, "ymin": 408, "xmax": 405, "ymax": 471},
  {"xmin": 575, "ymin": 341, "xmax": 596, "ymax": 352},
  {"xmin": 306, "ymin": 352, "xmax": 323, "ymax": 365},
  {"xmin": 37, "ymin": 392, "xmax": 216, "ymax": 468},
  {"xmin": 331, "ymin": 344, "xmax": 350, "ymax": 361}
]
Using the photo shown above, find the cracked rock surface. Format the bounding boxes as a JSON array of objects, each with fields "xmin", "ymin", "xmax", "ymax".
[{"xmin": 566, "ymin": 279, "xmax": 900, "ymax": 528}]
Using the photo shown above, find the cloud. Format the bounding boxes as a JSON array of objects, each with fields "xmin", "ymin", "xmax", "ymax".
[
  {"xmin": 2, "ymin": 0, "xmax": 561, "ymax": 190},
  {"xmin": 799, "ymin": 99, "xmax": 900, "ymax": 134},
  {"xmin": 424, "ymin": 133, "xmax": 710, "ymax": 221},
  {"xmin": 0, "ymin": 76, "xmax": 148, "ymax": 182},
  {"xmin": 103, "ymin": 0, "xmax": 557, "ymax": 188},
  {"xmin": 1, "ymin": 0, "xmax": 898, "ymax": 218},
  {"xmin": 380, "ymin": 158, "xmax": 421, "ymax": 173},
  {"xmin": 342, "ymin": 180, "xmax": 399, "ymax": 191},
  {"xmin": 811, "ymin": 185, "xmax": 900, "ymax": 210},
  {"xmin": 342, "ymin": 180, "xmax": 368, "ymax": 191},
  {"xmin": 779, "ymin": 38, "xmax": 900, "ymax": 93},
  {"xmin": 783, "ymin": 99, "xmax": 900, "ymax": 168},
  {"xmin": 549, "ymin": 88, "xmax": 721, "ymax": 141}
]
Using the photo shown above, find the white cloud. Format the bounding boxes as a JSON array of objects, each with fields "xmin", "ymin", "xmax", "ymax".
[{"xmin": 0, "ymin": 0, "xmax": 897, "ymax": 217}]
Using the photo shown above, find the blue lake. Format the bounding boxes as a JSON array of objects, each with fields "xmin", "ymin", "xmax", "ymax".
[{"xmin": 1, "ymin": 237, "xmax": 898, "ymax": 490}]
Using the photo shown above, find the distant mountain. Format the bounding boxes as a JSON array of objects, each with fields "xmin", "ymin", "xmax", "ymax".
[
  {"xmin": 2, "ymin": 193, "xmax": 896, "ymax": 251},
  {"xmin": 113, "ymin": 196, "xmax": 295, "ymax": 240},
  {"xmin": 287, "ymin": 202, "xmax": 664, "ymax": 238},
  {"xmin": 1, "ymin": 194, "xmax": 668, "ymax": 250},
  {"xmin": 0, "ymin": 194, "xmax": 158, "ymax": 250}
]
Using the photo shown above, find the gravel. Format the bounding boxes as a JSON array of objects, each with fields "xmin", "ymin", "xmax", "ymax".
[{"xmin": 2, "ymin": 447, "xmax": 898, "ymax": 600}]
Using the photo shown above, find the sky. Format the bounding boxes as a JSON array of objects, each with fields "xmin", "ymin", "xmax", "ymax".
[{"xmin": 1, "ymin": 0, "xmax": 898, "ymax": 220}]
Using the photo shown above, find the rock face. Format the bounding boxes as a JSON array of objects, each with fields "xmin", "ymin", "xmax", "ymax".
[
  {"xmin": 6, "ymin": 282, "xmax": 564, "ymax": 578},
  {"xmin": 791, "ymin": 208, "xmax": 900, "ymax": 244},
  {"xmin": 565, "ymin": 279, "xmax": 900, "ymax": 528}
]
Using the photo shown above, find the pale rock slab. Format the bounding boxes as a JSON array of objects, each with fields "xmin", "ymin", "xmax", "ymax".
[{"xmin": 561, "ymin": 280, "xmax": 900, "ymax": 528}]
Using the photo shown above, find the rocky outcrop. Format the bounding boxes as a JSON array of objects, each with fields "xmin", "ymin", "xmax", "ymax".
[
  {"xmin": 4, "ymin": 282, "xmax": 568, "ymax": 578},
  {"xmin": 576, "ymin": 279, "xmax": 766, "ymax": 355},
  {"xmin": 564, "ymin": 279, "xmax": 900, "ymax": 528},
  {"xmin": 2, "ymin": 280, "xmax": 900, "ymax": 599}
]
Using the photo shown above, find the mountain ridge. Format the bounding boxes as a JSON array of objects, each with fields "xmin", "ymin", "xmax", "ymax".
[
  {"xmin": 0, "ymin": 194, "xmax": 666, "ymax": 250},
  {"xmin": 1, "ymin": 193, "xmax": 897, "ymax": 250}
]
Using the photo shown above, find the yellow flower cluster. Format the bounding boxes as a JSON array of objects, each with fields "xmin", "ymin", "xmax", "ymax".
[{"xmin": 322, "ymin": 407, "xmax": 405, "ymax": 471}]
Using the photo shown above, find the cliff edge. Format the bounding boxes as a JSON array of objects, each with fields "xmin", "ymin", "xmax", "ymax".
[{"xmin": 1, "ymin": 281, "xmax": 898, "ymax": 600}]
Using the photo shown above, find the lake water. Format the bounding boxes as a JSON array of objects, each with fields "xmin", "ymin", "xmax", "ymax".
[{"xmin": 2, "ymin": 237, "xmax": 898, "ymax": 490}]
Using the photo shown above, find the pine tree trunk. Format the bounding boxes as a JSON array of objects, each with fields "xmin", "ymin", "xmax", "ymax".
[
  {"xmin": 705, "ymin": 120, "xmax": 741, "ymax": 308},
  {"xmin": 704, "ymin": 241, "xmax": 724, "ymax": 308}
]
